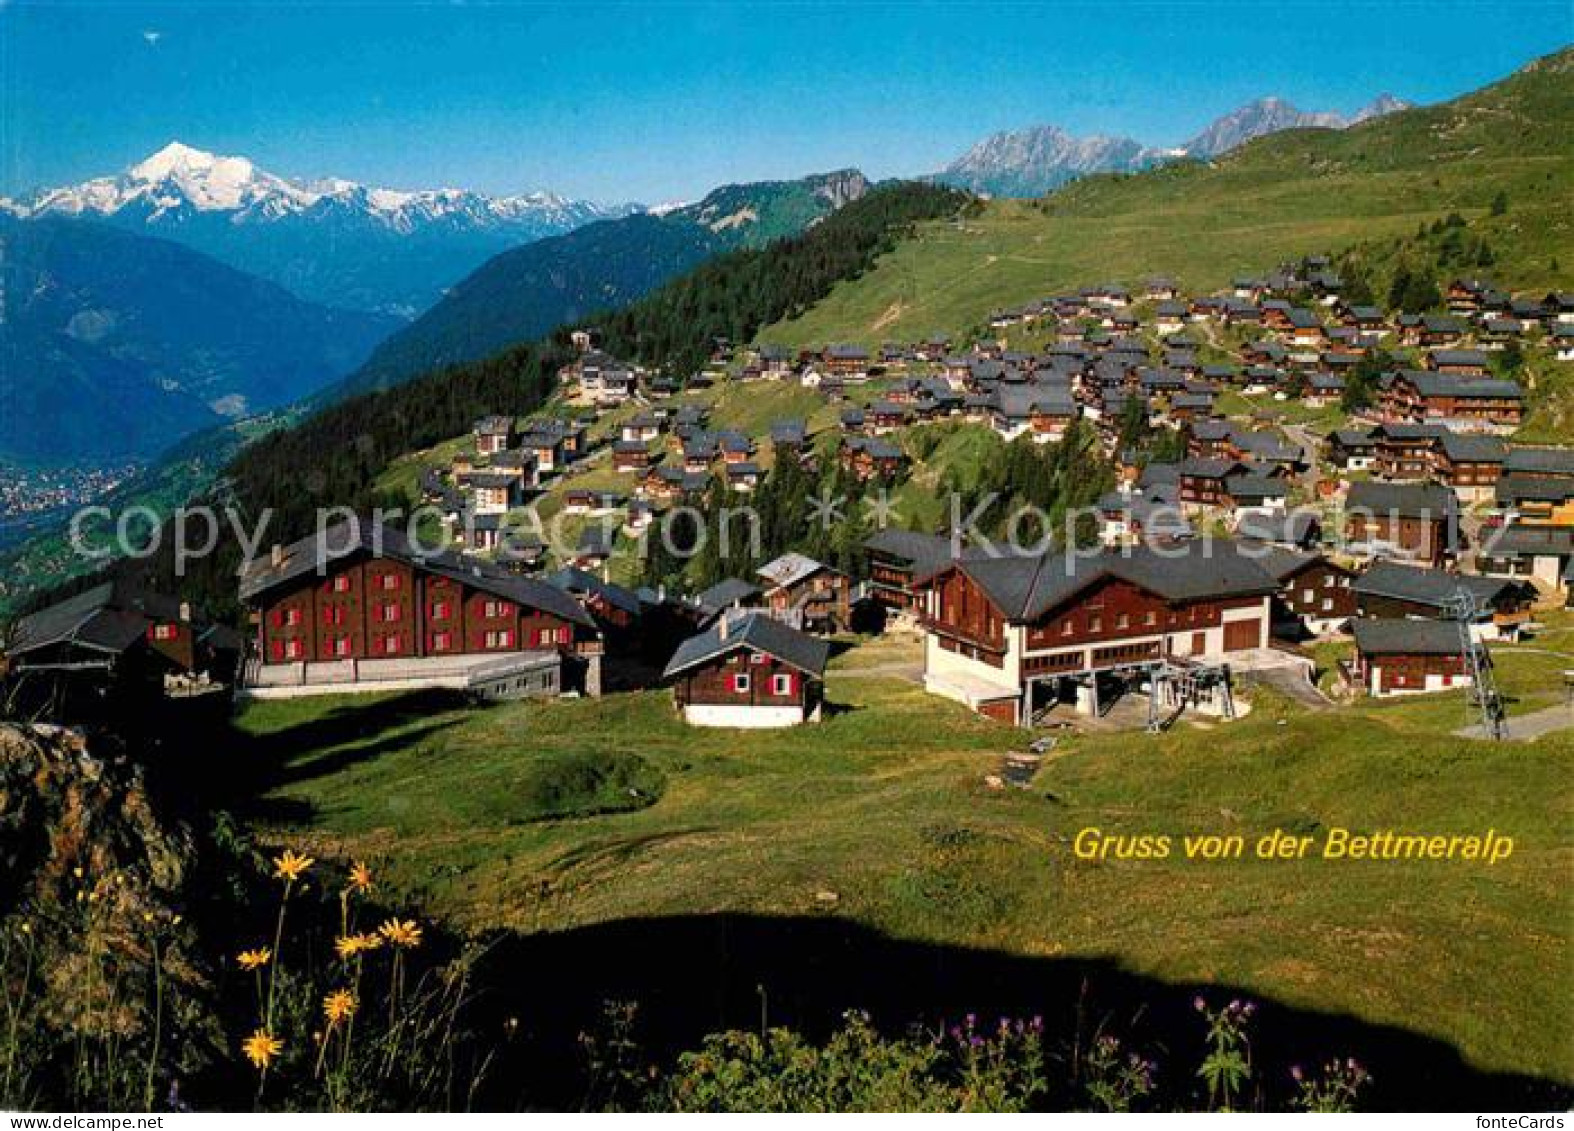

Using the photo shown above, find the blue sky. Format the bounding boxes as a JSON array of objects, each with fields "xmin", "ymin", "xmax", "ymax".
[{"xmin": 2, "ymin": 2, "xmax": 1570, "ymax": 203}]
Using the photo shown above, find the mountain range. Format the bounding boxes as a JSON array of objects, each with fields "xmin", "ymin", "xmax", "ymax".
[
  {"xmin": 0, "ymin": 142, "xmax": 636, "ymax": 315},
  {"xmin": 341, "ymin": 169, "xmax": 871, "ymax": 396},
  {"xmin": 934, "ymin": 93, "xmax": 1413, "ymax": 197},
  {"xmin": 0, "ymin": 215, "xmax": 398, "ymax": 463}
]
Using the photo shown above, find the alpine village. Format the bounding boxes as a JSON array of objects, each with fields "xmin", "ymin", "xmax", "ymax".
[{"xmin": 1, "ymin": 36, "xmax": 1572, "ymax": 1116}]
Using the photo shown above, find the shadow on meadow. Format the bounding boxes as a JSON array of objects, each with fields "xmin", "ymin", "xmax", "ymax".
[{"xmin": 458, "ymin": 912, "xmax": 1569, "ymax": 1112}]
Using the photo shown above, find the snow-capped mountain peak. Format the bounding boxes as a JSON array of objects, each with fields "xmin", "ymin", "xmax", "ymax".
[
  {"xmin": 0, "ymin": 143, "xmax": 642, "ymax": 315},
  {"xmin": 2, "ymin": 141, "xmax": 635, "ymax": 232}
]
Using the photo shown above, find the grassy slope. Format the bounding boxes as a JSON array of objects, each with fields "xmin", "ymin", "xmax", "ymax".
[
  {"xmin": 759, "ymin": 50, "xmax": 1574, "ymax": 350},
  {"xmin": 237, "ymin": 624, "xmax": 1574, "ymax": 1085}
]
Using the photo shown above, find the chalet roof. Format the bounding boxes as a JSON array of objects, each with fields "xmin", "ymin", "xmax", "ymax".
[
  {"xmin": 1351, "ymin": 618, "xmax": 1467, "ymax": 657},
  {"xmin": 237, "ymin": 518, "xmax": 594, "ymax": 628},
  {"xmin": 1495, "ymin": 474, "xmax": 1574, "ymax": 505},
  {"xmin": 692, "ymin": 578, "xmax": 761, "ymax": 616},
  {"xmin": 9, "ymin": 581, "xmax": 175, "ymax": 658},
  {"xmin": 757, "ymin": 552, "xmax": 837, "ymax": 591},
  {"xmin": 1345, "ymin": 481, "xmax": 1457, "ymax": 520},
  {"xmin": 1231, "ymin": 430, "xmax": 1302, "ymax": 463},
  {"xmin": 1503, "ymin": 448, "xmax": 1574, "ymax": 477},
  {"xmin": 1330, "ymin": 428, "xmax": 1377, "ymax": 448},
  {"xmin": 848, "ymin": 437, "xmax": 905, "ymax": 461},
  {"xmin": 1397, "ymin": 371, "xmax": 1523, "ymax": 400},
  {"xmin": 770, "ymin": 419, "xmax": 807, "ymax": 445},
  {"xmin": 1480, "ymin": 524, "xmax": 1574, "ymax": 558},
  {"xmin": 576, "ymin": 526, "xmax": 617, "ymax": 556},
  {"xmin": 1236, "ymin": 510, "xmax": 1321, "ymax": 547},
  {"xmin": 545, "ymin": 566, "xmax": 643, "ymax": 616},
  {"xmin": 1437, "ymin": 432, "xmax": 1508, "ymax": 464},
  {"xmin": 473, "ymin": 415, "xmax": 514, "ymax": 435},
  {"xmin": 937, "ymin": 539, "xmax": 1276, "ymax": 623},
  {"xmin": 864, "ymin": 529, "xmax": 955, "ymax": 573},
  {"xmin": 1243, "ymin": 545, "xmax": 1330, "ymax": 583},
  {"xmin": 1226, "ymin": 474, "xmax": 1288, "ymax": 502},
  {"xmin": 662, "ymin": 611, "xmax": 830, "ymax": 680},
  {"xmin": 1176, "ymin": 458, "xmax": 1243, "ymax": 480},
  {"xmin": 1374, "ymin": 422, "xmax": 1448, "ymax": 442},
  {"xmin": 1428, "ymin": 349, "xmax": 1490, "ymax": 367},
  {"xmin": 1352, "ymin": 560, "xmax": 1516, "ymax": 610}
]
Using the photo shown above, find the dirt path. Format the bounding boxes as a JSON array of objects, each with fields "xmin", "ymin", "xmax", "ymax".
[{"xmin": 1456, "ymin": 702, "xmax": 1574, "ymax": 741}]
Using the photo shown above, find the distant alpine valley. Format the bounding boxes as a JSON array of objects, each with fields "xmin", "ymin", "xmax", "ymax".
[{"xmin": 342, "ymin": 169, "xmax": 871, "ymax": 395}]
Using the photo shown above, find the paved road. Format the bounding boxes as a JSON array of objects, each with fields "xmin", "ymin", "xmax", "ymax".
[{"xmin": 1456, "ymin": 702, "xmax": 1574, "ymax": 741}]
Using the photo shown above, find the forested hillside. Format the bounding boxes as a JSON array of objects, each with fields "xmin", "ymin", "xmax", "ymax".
[
  {"xmin": 85, "ymin": 181, "xmax": 970, "ymax": 614},
  {"xmin": 341, "ymin": 170, "xmax": 873, "ymax": 395}
]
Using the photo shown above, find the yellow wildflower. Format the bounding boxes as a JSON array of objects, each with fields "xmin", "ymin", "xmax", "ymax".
[
  {"xmin": 322, "ymin": 989, "xmax": 357, "ymax": 1026},
  {"xmin": 242, "ymin": 1029, "xmax": 283, "ymax": 1070},
  {"xmin": 334, "ymin": 932, "xmax": 383, "ymax": 960},
  {"xmin": 378, "ymin": 918, "xmax": 423, "ymax": 949},
  {"xmin": 236, "ymin": 947, "xmax": 272, "ymax": 971},
  {"xmin": 272, "ymin": 849, "xmax": 314, "ymax": 883},
  {"xmin": 348, "ymin": 862, "xmax": 374, "ymax": 893}
]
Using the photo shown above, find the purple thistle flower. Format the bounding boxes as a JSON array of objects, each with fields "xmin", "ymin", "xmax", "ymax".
[
  {"xmin": 1290, "ymin": 1064, "xmax": 1304, "ymax": 1082},
  {"xmin": 1193, "ymin": 995, "xmax": 1206, "ymax": 1012}
]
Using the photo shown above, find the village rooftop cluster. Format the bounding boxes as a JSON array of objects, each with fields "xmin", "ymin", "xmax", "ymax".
[{"xmin": 8, "ymin": 259, "xmax": 1573, "ymax": 733}]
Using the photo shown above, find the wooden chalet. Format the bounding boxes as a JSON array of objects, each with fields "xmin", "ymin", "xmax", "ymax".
[
  {"xmin": 663, "ymin": 611, "xmax": 829, "ymax": 728},
  {"xmin": 756, "ymin": 553, "xmax": 851, "ymax": 633},
  {"xmin": 1344, "ymin": 482, "xmax": 1458, "ymax": 566},
  {"xmin": 238, "ymin": 519, "xmax": 601, "ymax": 698},
  {"xmin": 1351, "ymin": 560, "xmax": 1533, "ymax": 641},
  {"xmin": 863, "ymin": 529, "xmax": 955, "ymax": 613},
  {"xmin": 1350, "ymin": 619, "xmax": 1473, "ymax": 698},
  {"xmin": 4, "ymin": 582, "xmax": 240, "ymax": 720},
  {"xmin": 916, "ymin": 541, "xmax": 1276, "ymax": 725},
  {"xmin": 1380, "ymin": 370, "xmax": 1524, "ymax": 432}
]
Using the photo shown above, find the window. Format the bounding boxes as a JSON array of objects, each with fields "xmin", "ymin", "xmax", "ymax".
[
  {"xmin": 1321, "ymin": 598, "xmax": 1334, "ymax": 612},
  {"xmin": 333, "ymin": 636, "xmax": 351, "ymax": 657},
  {"xmin": 1061, "ymin": 619, "xmax": 1073, "ymax": 637},
  {"xmin": 1323, "ymin": 575, "xmax": 1335, "ymax": 588},
  {"xmin": 1089, "ymin": 615, "xmax": 1102, "ymax": 633},
  {"xmin": 380, "ymin": 573, "xmax": 399, "ymax": 591},
  {"xmin": 333, "ymin": 575, "xmax": 351, "ymax": 593},
  {"xmin": 772, "ymin": 673, "xmax": 793, "ymax": 696},
  {"xmin": 285, "ymin": 639, "xmax": 304, "ymax": 660},
  {"xmin": 1116, "ymin": 613, "xmax": 1129, "ymax": 630},
  {"xmin": 750, "ymin": 652, "xmax": 768, "ymax": 665},
  {"xmin": 1302, "ymin": 589, "xmax": 1314, "ymax": 603},
  {"xmin": 382, "ymin": 635, "xmax": 401, "ymax": 656},
  {"xmin": 1144, "ymin": 610, "xmax": 1157, "ymax": 626},
  {"xmin": 483, "ymin": 599, "xmax": 511, "ymax": 618},
  {"xmin": 380, "ymin": 602, "xmax": 401, "ymax": 623},
  {"xmin": 431, "ymin": 601, "xmax": 451, "ymax": 620},
  {"xmin": 286, "ymin": 608, "xmax": 303, "ymax": 627},
  {"xmin": 151, "ymin": 623, "xmax": 177, "ymax": 641},
  {"xmin": 433, "ymin": 631, "xmax": 452, "ymax": 651},
  {"xmin": 485, "ymin": 629, "xmax": 514, "ymax": 649},
  {"xmin": 733, "ymin": 673, "xmax": 751, "ymax": 694}
]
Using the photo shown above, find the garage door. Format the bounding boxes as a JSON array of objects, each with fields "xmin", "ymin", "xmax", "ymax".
[{"xmin": 1223, "ymin": 619, "xmax": 1261, "ymax": 651}]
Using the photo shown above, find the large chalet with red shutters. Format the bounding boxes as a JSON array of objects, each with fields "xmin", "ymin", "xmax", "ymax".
[
  {"xmin": 238, "ymin": 519, "xmax": 602, "ymax": 698},
  {"xmin": 915, "ymin": 540, "xmax": 1277, "ymax": 725}
]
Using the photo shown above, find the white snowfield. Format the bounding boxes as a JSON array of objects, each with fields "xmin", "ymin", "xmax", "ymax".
[{"xmin": 3, "ymin": 140, "xmax": 632, "ymax": 233}]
